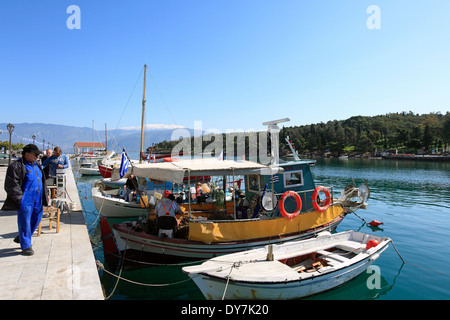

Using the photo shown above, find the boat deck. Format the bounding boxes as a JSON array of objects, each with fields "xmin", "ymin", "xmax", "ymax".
[{"xmin": 0, "ymin": 163, "xmax": 104, "ymax": 300}]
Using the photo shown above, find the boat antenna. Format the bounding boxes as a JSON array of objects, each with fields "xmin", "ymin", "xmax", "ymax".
[{"xmin": 285, "ymin": 135, "xmax": 300, "ymax": 161}]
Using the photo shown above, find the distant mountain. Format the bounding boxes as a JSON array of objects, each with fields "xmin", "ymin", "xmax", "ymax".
[{"xmin": 0, "ymin": 122, "xmax": 195, "ymax": 153}]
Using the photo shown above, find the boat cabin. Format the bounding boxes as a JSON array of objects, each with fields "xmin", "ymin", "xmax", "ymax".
[{"xmin": 246, "ymin": 159, "xmax": 318, "ymax": 216}]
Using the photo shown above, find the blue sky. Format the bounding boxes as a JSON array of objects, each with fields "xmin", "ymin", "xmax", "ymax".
[{"xmin": 1, "ymin": 0, "xmax": 449, "ymax": 133}]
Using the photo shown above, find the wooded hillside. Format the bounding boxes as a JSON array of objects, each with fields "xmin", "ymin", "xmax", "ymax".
[
  {"xmin": 153, "ymin": 111, "xmax": 450, "ymax": 156},
  {"xmin": 281, "ymin": 111, "xmax": 450, "ymax": 155}
]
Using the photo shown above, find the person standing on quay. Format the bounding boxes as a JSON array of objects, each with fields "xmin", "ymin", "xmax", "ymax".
[
  {"xmin": 40, "ymin": 148, "xmax": 53, "ymax": 179},
  {"xmin": 41, "ymin": 146, "xmax": 69, "ymax": 178},
  {"xmin": 2, "ymin": 144, "xmax": 49, "ymax": 256}
]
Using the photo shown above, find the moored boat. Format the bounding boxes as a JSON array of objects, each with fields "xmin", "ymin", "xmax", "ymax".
[
  {"xmin": 110, "ymin": 154, "xmax": 369, "ymax": 259},
  {"xmin": 79, "ymin": 162, "xmax": 101, "ymax": 175},
  {"xmin": 182, "ymin": 230, "xmax": 391, "ymax": 299}
]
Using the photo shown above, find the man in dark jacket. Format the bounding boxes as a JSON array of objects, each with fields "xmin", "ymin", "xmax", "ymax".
[{"xmin": 2, "ymin": 144, "xmax": 49, "ymax": 256}]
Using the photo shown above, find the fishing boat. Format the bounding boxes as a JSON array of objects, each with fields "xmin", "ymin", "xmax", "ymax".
[
  {"xmin": 102, "ymin": 66, "xmax": 370, "ymax": 261},
  {"xmin": 110, "ymin": 152, "xmax": 370, "ymax": 259},
  {"xmin": 182, "ymin": 230, "xmax": 391, "ymax": 300}
]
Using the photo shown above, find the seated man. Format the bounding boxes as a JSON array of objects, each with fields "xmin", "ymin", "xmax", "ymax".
[{"xmin": 155, "ymin": 192, "xmax": 182, "ymax": 237}]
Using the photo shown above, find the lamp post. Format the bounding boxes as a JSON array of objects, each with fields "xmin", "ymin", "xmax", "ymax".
[
  {"xmin": 7, "ymin": 123, "xmax": 14, "ymax": 166},
  {"xmin": 32, "ymin": 134, "xmax": 36, "ymax": 145},
  {"xmin": 43, "ymin": 139, "xmax": 45, "ymax": 151}
]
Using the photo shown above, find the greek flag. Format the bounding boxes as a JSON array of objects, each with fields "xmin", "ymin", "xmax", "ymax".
[{"xmin": 119, "ymin": 149, "xmax": 129, "ymax": 178}]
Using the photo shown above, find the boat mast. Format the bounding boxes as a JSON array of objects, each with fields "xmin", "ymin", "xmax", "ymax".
[
  {"xmin": 92, "ymin": 120, "xmax": 95, "ymax": 154},
  {"xmin": 105, "ymin": 123, "xmax": 107, "ymax": 152},
  {"xmin": 140, "ymin": 64, "xmax": 147, "ymax": 164}
]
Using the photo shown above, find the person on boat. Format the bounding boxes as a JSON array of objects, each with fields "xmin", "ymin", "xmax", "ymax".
[
  {"xmin": 155, "ymin": 192, "xmax": 183, "ymax": 237},
  {"xmin": 123, "ymin": 175, "xmax": 137, "ymax": 201},
  {"xmin": 2, "ymin": 144, "xmax": 49, "ymax": 256},
  {"xmin": 41, "ymin": 146, "xmax": 69, "ymax": 178},
  {"xmin": 236, "ymin": 192, "xmax": 250, "ymax": 219},
  {"xmin": 155, "ymin": 191, "xmax": 183, "ymax": 218}
]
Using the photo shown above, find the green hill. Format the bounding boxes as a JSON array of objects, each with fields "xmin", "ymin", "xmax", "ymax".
[{"xmin": 281, "ymin": 111, "xmax": 450, "ymax": 155}]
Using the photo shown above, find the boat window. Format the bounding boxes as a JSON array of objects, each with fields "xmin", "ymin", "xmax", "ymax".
[
  {"xmin": 284, "ymin": 170, "xmax": 304, "ymax": 188},
  {"xmin": 247, "ymin": 175, "xmax": 260, "ymax": 193}
]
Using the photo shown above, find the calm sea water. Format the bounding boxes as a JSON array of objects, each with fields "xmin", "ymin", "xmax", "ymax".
[{"xmin": 75, "ymin": 158, "xmax": 450, "ymax": 300}]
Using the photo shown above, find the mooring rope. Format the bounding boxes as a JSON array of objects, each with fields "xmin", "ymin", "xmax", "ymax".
[
  {"xmin": 96, "ymin": 260, "xmax": 194, "ymax": 287},
  {"xmin": 221, "ymin": 263, "xmax": 236, "ymax": 300},
  {"xmin": 351, "ymin": 211, "xmax": 450, "ymax": 278}
]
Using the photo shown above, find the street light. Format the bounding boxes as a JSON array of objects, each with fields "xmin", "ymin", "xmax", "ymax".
[
  {"xmin": 7, "ymin": 123, "xmax": 14, "ymax": 166},
  {"xmin": 32, "ymin": 134, "xmax": 36, "ymax": 145},
  {"xmin": 43, "ymin": 139, "xmax": 45, "ymax": 151}
]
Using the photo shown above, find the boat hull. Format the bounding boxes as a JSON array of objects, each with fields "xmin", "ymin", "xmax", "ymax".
[
  {"xmin": 92, "ymin": 187, "xmax": 148, "ymax": 218},
  {"xmin": 79, "ymin": 167, "xmax": 101, "ymax": 175},
  {"xmin": 191, "ymin": 251, "xmax": 385, "ymax": 300},
  {"xmin": 112, "ymin": 212, "xmax": 346, "ymax": 259},
  {"xmin": 98, "ymin": 164, "xmax": 112, "ymax": 178},
  {"xmin": 183, "ymin": 231, "xmax": 390, "ymax": 299}
]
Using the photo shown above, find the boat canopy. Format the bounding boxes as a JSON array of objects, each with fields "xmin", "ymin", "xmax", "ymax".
[{"xmin": 125, "ymin": 158, "xmax": 283, "ymax": 184}]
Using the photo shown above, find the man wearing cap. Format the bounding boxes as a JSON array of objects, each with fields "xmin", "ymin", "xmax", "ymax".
[{"xmin": 2, "ymin": 144, "xmax": 49, "ymax": 256}]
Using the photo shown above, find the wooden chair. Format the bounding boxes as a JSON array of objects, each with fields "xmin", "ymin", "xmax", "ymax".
[{"xmin": 37, "ymin": 206, "xmax": 60, "ymax": 236}]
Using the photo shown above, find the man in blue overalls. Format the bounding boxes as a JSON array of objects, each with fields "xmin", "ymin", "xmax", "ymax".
[{"xmin": 2, "ymin": 144, "xmax": 49, "ymax": 256}]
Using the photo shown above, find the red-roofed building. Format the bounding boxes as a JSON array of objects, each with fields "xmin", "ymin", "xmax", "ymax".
[{"xmin": 73, "ymin": 142, "xmax": 105, "ymax": 154}]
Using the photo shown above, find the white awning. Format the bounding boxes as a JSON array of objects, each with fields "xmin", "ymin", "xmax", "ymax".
[{"xmin": 123, "ymin": 158, "xmax": 282, "ymax": 184}]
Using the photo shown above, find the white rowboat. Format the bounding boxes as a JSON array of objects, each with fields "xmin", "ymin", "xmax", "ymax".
[{"xmin": 182, "ymin": 231, "xmax": 390, "ymax": 300}]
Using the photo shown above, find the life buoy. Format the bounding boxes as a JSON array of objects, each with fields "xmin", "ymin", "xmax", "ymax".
[
  {"xmin": 279, "ymin": 191, "xmax": 302, "ymax": 219},
  {"xmin": 312, "ymin": 186, "xmax": 331, "ymax": 212}
]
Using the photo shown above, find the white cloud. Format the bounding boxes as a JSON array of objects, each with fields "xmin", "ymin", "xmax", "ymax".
[{"xmin": 120, "ymin": 124, "xmax": 187, "ymax": 130}]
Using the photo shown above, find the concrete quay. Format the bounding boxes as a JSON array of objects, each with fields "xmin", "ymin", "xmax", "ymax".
[{"xmin": 0, "ymin": 162, "xmax": 104, "ymax": 300}]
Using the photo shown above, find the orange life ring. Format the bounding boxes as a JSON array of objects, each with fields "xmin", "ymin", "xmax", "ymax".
[
  {"xmin": 312, "ymin": 186, "xmax": 331, "ymax": 212},
  {"xmin": 279, "ymin": 191, "xmax": 302, "ymax": 219}
]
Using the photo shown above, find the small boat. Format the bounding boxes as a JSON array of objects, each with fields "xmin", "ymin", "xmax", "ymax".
[
  {"xmin": 101, "ymin": 177, "xmax": 127, "ymax": 189},
  {"xmin": 92, "ymin": 179, "xmax": 174, "ymax": 218},
  {"xmin": 92, "ymin": 186, "xmax": 148, "ymax": 218},
  {"xmin": 79, "ymin": 162, "xmax": 101, "ymax": 175},
  {"xmin": 182, "ymin": 230, "xmax": 391, "ymax": 300}
]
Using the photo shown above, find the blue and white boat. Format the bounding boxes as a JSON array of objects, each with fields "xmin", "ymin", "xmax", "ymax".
[{"xmin": 183, "ymin": 231, "xmax": 391, "ymax": 300}]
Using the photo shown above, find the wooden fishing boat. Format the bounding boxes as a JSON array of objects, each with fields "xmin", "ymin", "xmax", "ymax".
[
  {"xmin": 182, "ymin": 231, "xmax": 391, "ymax": 299},
  {"xmin": 110, "ymin": 155, "xmax": 369, "ymax": 259}
]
